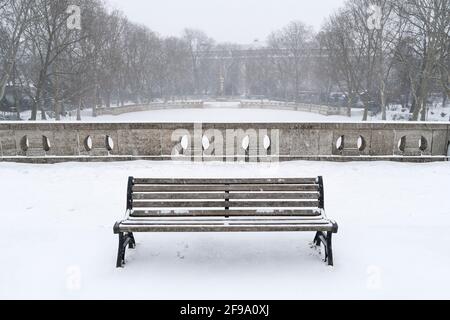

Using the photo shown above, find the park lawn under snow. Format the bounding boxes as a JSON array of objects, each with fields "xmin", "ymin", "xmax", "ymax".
[
  {"xmin": 1, "ymin": 160, "xmax": 450, "ymax": 299},
  {"xmin": 92, "ymin": 107, "xmax": 360, "ymax": 123},
  {"xmin": 16, "ymin": 101, "xmax": 450, "ymax": 122},
  {"xmin": 20, "ymin": 106, "xmax": 360, "ymax": 123}
]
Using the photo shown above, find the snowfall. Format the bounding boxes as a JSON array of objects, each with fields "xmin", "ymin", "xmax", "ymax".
[{"xmin": 1, "ymin": 105, "xmax": 450, "ymax": 300}]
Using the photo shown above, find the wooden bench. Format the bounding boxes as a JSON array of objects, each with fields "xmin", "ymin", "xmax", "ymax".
[{"xmin": 113, "ymin": 177, "xmax": 338, "ymax": 267}]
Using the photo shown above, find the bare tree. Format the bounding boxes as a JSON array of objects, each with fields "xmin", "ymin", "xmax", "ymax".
[
  {"xmin": 393, "ymin": 0, "xmax": 449, "ymax": 121},
  {"xmin": 268, "ymin": 22, "xmax": 314, "ymax": 101},
  {"xmin": 321, "ymin": 9, "xmax": 366, "ymax": 117},
  {"xmin": 20, "ymin": 0, "xmax": 88, "ymax": 120},
  {"xmin": 183, "ymin": 29, "xmax": 215, "ymax": 95},
  {"xmin": 0, "ymin": 0, "xmax": 33, "ymax": 102}
]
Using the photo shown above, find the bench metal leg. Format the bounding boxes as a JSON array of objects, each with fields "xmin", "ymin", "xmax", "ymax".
[
  {"xmin": 116, "ymin": 232, "xmax": 136, "ymax": 268},
  {"xmin": 128, "ymin": 233, "xmax": 136, "ymax": 249},
  {"xmin": 116, "ymin": 233, "xmax": 125, "ymax": 268},
  {"xmin": 313, "ymin": 232, "xmax": 321, "ymax": 246},
  {"xmin": 326, "ymin": 232, "xmax": 334, "ymax": 266},
  {"xmin": 313, "ymin": 231, "xmax": 334, "ymax": 266}
]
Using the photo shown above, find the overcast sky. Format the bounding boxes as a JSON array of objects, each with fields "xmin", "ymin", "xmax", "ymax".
[{"xmin": 107, "ymin": 0, "xmax": 346, "ymax": 44}]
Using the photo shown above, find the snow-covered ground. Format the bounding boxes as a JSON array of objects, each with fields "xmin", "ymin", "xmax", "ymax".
[
  {"xmin": 1, "ymin": 160, "xmax": 450, "ymax": 299},
  {"xmin": 385, "ymin": 103, "xmax": 450, "ymax": 122},
  {"xmin": 18, "ymin": 103, "xmax": 357, "ymax": 122},
  {"xmin": 88, "ymin": 107, "xmax": 360, "ymax": 122},
  {"xmin": 14, "ymin": 101, "xmax": 450, "ymax": 122}
]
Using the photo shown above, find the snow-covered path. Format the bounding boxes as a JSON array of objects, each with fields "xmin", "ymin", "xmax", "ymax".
[{"xmin": 1, "ymin": 160, "xmax": 449, "ymax": 299}]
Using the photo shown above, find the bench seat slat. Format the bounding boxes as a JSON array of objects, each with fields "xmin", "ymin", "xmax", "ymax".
[
  {"xmin": 133, "ymin": 185, "xmax": 319, "ymax": 192},
  {"xmin": 126, "ymin": 216, "xmax": 326, "ymax": 222},
  {"xmin": 133, "ymin": 178, "xmax": 318, "ymax": 185},
  {"xmin": 117, "ymin": 224, "xmax": 335, "ymax": 233},
  {"xmin": 130, "ymin": 209, "xmax": 321, "ymax": 217},
  {"xmin": 133, "ymin": 192, "xmax": 320, "ymax": 200},
  {"xmin": 121, "ymin": 220, "xmax": 331, "ymax": 226},
  {"xmin": 132, "ymin": 200, "xmax": 319, "ymax": 208}
]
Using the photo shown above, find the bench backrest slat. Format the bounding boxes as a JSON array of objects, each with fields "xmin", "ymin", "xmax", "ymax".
[
  {"xmin": 132, "ymin": 192, "xmax": 320, "ymax": 200},
  {"xmin": 133, "ymin": 178, "xmax": 317, "ymax": 185},
  {"xmin": 133, "ymin": 185, "xmax": 319, "ymax": 192},
  {"xmin": 133, "ymin": 200, "xmax": 319, "ymax": 208}
]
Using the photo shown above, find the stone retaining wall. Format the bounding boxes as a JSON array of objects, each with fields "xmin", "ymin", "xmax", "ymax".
[
  {"xmin": 0, "ymin": 122, "xmax": 448, "ymax": 163},
  {"xmin": 95, "ymin": 101, "xmax": 205, "ymax": 116}
]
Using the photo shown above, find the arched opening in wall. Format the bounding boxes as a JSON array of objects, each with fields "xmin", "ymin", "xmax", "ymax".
[
  {"xmin": 242, "ymin": 135, "xmax": 250, "ymax": 161},
  {"xmin": 202, "ymin": 135, "xmax": 210, "ymax": 151},
  {"xmin": 419, "ymin": 136, "xmax": 428, "ymax": 152},
  {"xmin": 180, "ymin": 135, "xmax": 189, "ymax": 152},
  {"xmin": 336, "ymin": 135, "xmax": 344, "ymax": 151},
  {"xmin": 357, "ymin": 136, "xmax": 366, "ymax": 152},
  {"xmin": 173, "ymin": 135, "xmax": 189, "ymax": 156},
  {"xmin": 20, "ymin": 136, "xmax": 29, "ymax": 152},
  {"xmin": 84, "ymin": 136, "xmax": 93, "ymax": 151},
  {"xmin": 106, "ymin": 135, "xmax": 114, "ymax": 151},
  {"xmin": 263, "ymin": 135, "xmax": 271, "ymax": 154},
  {"xmin": 398, "ymin": 136, "xmax": 406, "ymax": 152},
  {"xmin": 42, "ymin": 136, "xmax": 51, "ymax": 152},
  {"xmin": 242, "ymin": 136, "xmax": 250, "ymax": 151}
]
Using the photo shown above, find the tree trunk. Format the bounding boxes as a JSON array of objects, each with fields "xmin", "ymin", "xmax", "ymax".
[
  {"xmin": 414, "ymin": 75, "xmax": 430, "ymax": 121},
  {"xmin": 31, "ymin": 87, "xmax": 41, "ymax": 121},
  {"xmin": 295, "ymin": 62, "xmax": 300, "ymax": 102},
  {"xmin": 359, "ymin": 96, "xmax": 369, "ymax": 121},
  {"xmin": 410, "ymin": 96, "xmax": 417, "ymax": 115},
  {"xmin": 0, "ymin": 75, "xmax": 10, "ymax": 103},
  {"xmin": 411, "ymin": 98, "xmax": 422, "ymax": 121},
  {"xmin": 31, "ymin": 102, "xmax": 38, "ymax": 120},
  {"xmin": 76, "ymin": 98, "xmax": 82, "ymax": 121},
  {"xmin": 54, "ymin": 71, "xmax": 61, "ymax": 121},
  {"xmin": 105, "ymin": 91, "xmax": 111, "ymax": 108},
  {"xmin": 347, "ymin": 95, "xmax": 353, "ymax": 117},
  {"xmin": 40, "ymin": 108, "xmax": 47, "ymax": 120},
  {"xmin": 31, "ymin": 68, "xmax": 47, "ymax": 120},
  {"xmin": 13, "ymin": 82, "xmax": 20, "ymax": 120},
  {"xmin": 362, "ymin": 100, "xmax": 369, "ymax": 121},
  {"xmin": 380, "ymin": 84, "xmax": 387, "ymax": 121},
  {"xmin": 93, "ymin": 85, "xmax": 100, "ymax": 117},
  {"xmin": 421, "ymin": 103, "xmax": 427, "ymax": 121},
  {"xmin": 403, "ymin": 89, "xmax": 410, "ymax": 109}
]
